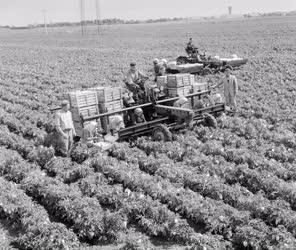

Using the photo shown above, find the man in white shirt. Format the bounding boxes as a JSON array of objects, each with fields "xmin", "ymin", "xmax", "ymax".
[
  {"xmin": 125, "ymin": 62, "xmax": 148, "ymax": 103},
  {"xmin": 55, "ymin": 100, "xmax": 76, "ymax": 156},
  {"xmin": 126, "ymin": 62, "xmax": 148, "ymax": 87},
  {"xmin": 214, "ymin": 68, "xmax": 238, "ymax": 111}
]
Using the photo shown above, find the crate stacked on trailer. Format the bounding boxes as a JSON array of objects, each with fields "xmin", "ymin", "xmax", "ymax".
[
  {"xmin": 90, "ymin": 87, "xmax": 123, "ymax": 112},
  {"xmin": 68, "ymin": 90, "xmax": 100, "ymax": 137},
  {"xmin": 90, "ymin": 87, "xmax": 124, "ymax": 131},
  {"xmin": 191, "ymin": 82, "xmax": 210, "ymax": 107},
  {"xmin": 166, "ymin": 73, "xmax": 195, "ymax": 97},
  {"xmin": 192, "ymin": 82, "xmax": 209, "ymax": 93}
]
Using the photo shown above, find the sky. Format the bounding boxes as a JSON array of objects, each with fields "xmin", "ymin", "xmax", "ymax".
[{"xmin": 0, "ymin": 0, "xmax": 295, "ymax": 26}]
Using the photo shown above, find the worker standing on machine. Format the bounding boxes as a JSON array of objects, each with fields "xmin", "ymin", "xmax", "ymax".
[
  {"xmin": 153, "ymin": 58, "xmax": 161, "ymax": 81},
  {"xmin": 186, "ymin": 38, "xmax": 197, "ymax": 57},
  {"xmin": 160, "ymin": 59, "xmax": 168, "ymax": 71},
  {"xmin": 55, "ymin": 100, "xmax": 76, "ymax": 156},
  {"xmin": 213, "ymin": 67, "xmax": 238, "ymax": 111}
]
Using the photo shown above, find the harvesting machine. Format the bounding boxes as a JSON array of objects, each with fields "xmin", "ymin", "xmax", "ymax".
[
  {"xmin": 167, "ymin": 48, "xmax": 248, "ymax": 75},
  {"xmin": 65, "ymin": 78, "xmax": 224, "ymax": 143},
  {"xmin": 48, "ymin": 74, "xmax": 227, "ymax": 157},
  {"xmin": 82, "ymin": 90, "xmax": 225, "ymax": 142}
]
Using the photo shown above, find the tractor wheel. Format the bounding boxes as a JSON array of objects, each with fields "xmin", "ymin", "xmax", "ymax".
[
  {"xmin": 203, "ymin": 113, "xmax": 218, "ymax": 128},
  {"xmin": 201, "ymin": 67, "xmax": 213, "ymax": 76},
  {"xmin": 152, "ymin": 124, "xmax": 172, "ymax": 142}
]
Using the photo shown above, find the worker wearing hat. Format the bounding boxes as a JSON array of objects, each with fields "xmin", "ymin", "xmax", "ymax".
[
  {"xmin": 55, "ymin": 100, "xmax": 76, "ymax": 156},
  {"xmin": 174, "ymin": 96, "xmax": 189, "ymax": 109},
  {"xmin": 125, "ymin": 62, "xmax": 148, "ymax": 103},
  {"xmin": 134, "ymin": 108, "xmax": 146, "ymax": 124},
  {"xmin": 160, "ymin": 59, "xmax": 168, "ymax": 68},
  {"xmin": 186, "ymin": 38, "xmax": 196, "ymax": 56},
  {"xmin": 81, "ymin": 121, "xmax": 102, "ymax": 144},
  {"xmin": 214, "ymin": 67, "xmax": 238, "ymax": 111},
  {"xmin": 153, "ymin": 58, "xmax": 160, "ymax": 81},
  {"xmin": 126, "ymin": 62, "xmax": 148, "ymax": 88}
]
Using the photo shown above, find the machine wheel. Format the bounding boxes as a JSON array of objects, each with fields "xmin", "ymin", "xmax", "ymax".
[
  {"xmin": 203, "ymin": 113, "xmax": 218, "ymax": 128},
  {"xmin": 152, "ymin": 124, "xmax": 172, "ymax": 142},
  {"xmin": 221, "ymin": 64, "xmax": 233, "ymax": 72},
  {"xmin": 201, "ymin": 67, "xmax": 213, "ymax": 76},
  {"xmin": 128, "ymin": 135, "xmax": 137, "ymax": 146}
]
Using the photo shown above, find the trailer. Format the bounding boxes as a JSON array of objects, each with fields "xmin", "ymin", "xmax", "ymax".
[{"xmin": 82, "ymin": 90, "xmax": 225, "ymax": 142}]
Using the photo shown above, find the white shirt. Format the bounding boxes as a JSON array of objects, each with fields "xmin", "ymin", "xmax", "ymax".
[
  {"xmin": 222, "ymin": 75, "xmax": 238, "ymax": 95},
  {"xmin": 126, "ymin": 69, "xmax": 146, "ymax": 85},
  {"xmin": 55, "ymin": 110, "xmax": 75, "ymax": 132}
]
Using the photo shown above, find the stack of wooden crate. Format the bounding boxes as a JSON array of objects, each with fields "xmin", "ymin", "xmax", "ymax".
[
  {"xmin": 191, "ymin": 82, "xmax": 210, "ymax": 107},
  {"xmin": 90, "ymin": 87, "xmax": 123, "ymax": 113},
  {"xmin": 166, "ymin": 74, "xmax": 195, "ymax": 97},
  {"xmin": 68, "ymin": 90, "xmax": 100, "ymax": 137},
  {"xmin": 192, "ymin": 82, "xmax": 209, "ymax": 93}
]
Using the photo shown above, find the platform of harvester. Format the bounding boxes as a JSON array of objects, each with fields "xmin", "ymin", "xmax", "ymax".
[{"xmin": 82, "ymin": 90, "xmax": 225, "ymax": 142}]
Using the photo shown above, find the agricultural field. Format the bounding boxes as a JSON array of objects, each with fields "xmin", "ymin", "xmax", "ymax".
[{"xmin": 0, "ymin": 15, "xmax": 296, "ymax": 249}]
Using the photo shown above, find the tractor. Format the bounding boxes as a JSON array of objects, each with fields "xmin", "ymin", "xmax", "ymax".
[{"xmin": 170, "ymin": 47, "xmax": 248, "ymax": 75}]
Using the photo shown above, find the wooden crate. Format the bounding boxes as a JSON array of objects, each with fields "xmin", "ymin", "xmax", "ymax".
[
  {"xmin": 157, "ymin": 76, "xmax": 168, "ymax": 85},
  {"xmin": 167, "ymin": 74, "xmax": 194, "ymax": 88},
  {"xmin": 71, "ymin": 105, "xmax": 100, "ymax": 137},
  {"xmin": 192, "ymin": 82, "xmax": 209, "ymax": 93},
  {"xmin": 167, "ymin": 85, "xmax": 192, "ymax": 97},
  {"xmin": 91, "ymin": 87, "xmax": 122, "ymax": 103},
  {"xmin": 98, "ymin": 100, "xmax": 123, "ymax": 113},
  {"xmin": 68, "ymin": 90, "xmax": 98, "ymax": 108},
  {"xmin": 71, "ymin": 105, "xmax": 100, "ymax": 121}
]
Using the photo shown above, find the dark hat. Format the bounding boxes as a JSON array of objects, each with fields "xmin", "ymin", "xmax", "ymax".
[{"xmin": 130, "ymin": 62, "xmax": 136, "ymax": 67}]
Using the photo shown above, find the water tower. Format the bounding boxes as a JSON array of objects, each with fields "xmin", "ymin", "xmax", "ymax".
[{"xmin": 228, "ymin": 6, "xmax": 232, "ymax": 15}]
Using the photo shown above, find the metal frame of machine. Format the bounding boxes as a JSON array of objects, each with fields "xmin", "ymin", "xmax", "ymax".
[
  {"xmin": 173, "ymin": 55, "xmax": 248, "ymax": 75},
  {"xmin": 82, "ymin": 90, "xmax": 225, "ymax": 142}
]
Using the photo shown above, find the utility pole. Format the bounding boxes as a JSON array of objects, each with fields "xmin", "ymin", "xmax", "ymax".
[
  {"xmin": 95, "ymin": 0, "xmax": 100, "ymax": 36},
  {"xmin": 42, "ymin": 9, "xmax": 48, "ymax": 34},
  {"xmin": 80, "ymin": 0, "xmax": 86, "ymax": 36}
]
